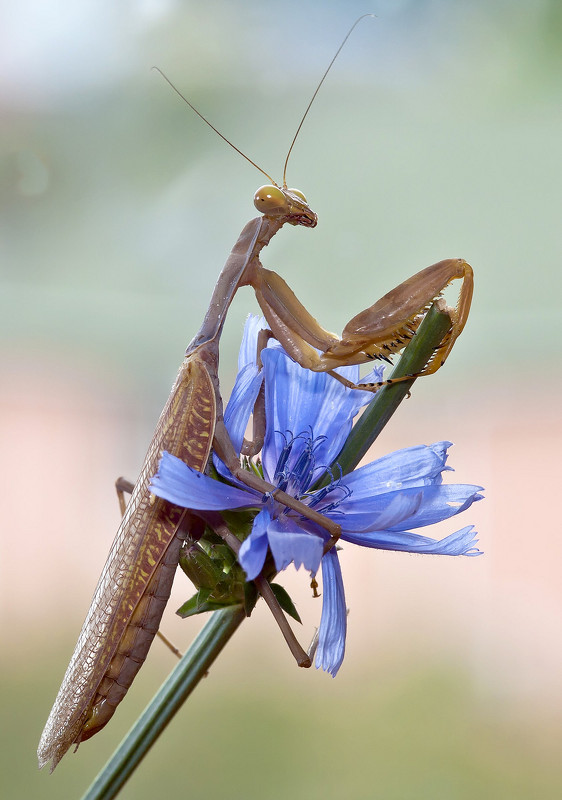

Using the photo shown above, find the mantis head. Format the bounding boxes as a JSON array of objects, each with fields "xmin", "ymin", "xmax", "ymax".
[{"xmin": 254, "ymin": 185, "xmax": 317, "ymax": 228}]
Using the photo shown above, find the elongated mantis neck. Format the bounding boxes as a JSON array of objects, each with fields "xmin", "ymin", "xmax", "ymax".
[{"xmin": 186, "ymin": 216, "xmax": 284, "ymax": 353}]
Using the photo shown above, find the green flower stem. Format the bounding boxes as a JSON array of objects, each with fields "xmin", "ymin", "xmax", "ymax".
[
  {"xmin": 81, "ymin": 606, "xmax": 246, "ymax": 800},
  {"xmin": 332, "ymin": 302, "xmax": 453, "ymax": 478}
]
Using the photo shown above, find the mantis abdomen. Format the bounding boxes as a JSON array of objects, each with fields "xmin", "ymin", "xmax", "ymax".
[{"xmin": 38, "ymin": 357, "xmax": 216, "ymax": 769}]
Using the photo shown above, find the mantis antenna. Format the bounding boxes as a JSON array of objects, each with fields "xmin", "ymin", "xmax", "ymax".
[
  {"xmin": 153, "ymin": 13, "xmax": 375, "ymax": 188},
  {"xmin": 282, "ymin": 13, "xmax": 375, "ymax": 187},
  {"xmin": 152, "ymin": 65, "xmax": 276, "ymax": 184}
]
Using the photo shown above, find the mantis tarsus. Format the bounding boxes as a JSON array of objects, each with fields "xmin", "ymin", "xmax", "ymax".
[{"xmin": 37, "ymin": 18, "xmax": 473, "ymax": 772}]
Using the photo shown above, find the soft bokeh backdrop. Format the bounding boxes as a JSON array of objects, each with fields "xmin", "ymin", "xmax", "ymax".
[{"xmin": 1, "ymin": 1, "xmax": 561, "ymax": 797}]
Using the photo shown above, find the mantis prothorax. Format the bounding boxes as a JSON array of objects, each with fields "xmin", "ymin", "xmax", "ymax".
[{"xmin": 38, "ymin": 17, "xmax": 473, "ymax": 772}]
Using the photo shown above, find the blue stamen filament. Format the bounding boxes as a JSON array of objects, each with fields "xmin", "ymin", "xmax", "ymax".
[{"xmin": 271, "ymin": 430, "xmax": 350, "ymax": 520}]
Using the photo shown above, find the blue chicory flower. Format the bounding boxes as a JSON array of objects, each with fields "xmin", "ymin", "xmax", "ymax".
[{"xmin": 150, "ymin": 316, "xmax": 483, "ymax": 676}]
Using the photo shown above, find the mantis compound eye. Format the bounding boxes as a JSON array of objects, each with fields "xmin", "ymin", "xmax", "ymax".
[
  {"xmin": 254, "ymin": 185, "xmax": 311, "ymax": 219},
  {"xmin": 254, "ymin": 185, "xmax": 289, "ymax": 215},
  {"xmin": 286, "ymin": 188, "xmax": 307, "ymax": 203}
]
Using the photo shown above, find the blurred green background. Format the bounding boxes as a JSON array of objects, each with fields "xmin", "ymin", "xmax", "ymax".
[{"xmin": 1, "ymin": 0, "xmax": 561, "ymax": 797}]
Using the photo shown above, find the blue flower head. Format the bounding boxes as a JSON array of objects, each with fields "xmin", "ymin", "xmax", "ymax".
[{"xmin": 150, "ymin": 316, "xmax": 483, "ymax": 676}]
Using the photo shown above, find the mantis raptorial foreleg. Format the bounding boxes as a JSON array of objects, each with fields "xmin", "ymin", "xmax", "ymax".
[{"xmin": 250, "ymin": 256, "xmax": 474, "ymax": 391}]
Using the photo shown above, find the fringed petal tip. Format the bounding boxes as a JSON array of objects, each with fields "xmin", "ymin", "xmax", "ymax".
[
  {"xmin": 268, "ymin": 526, "xmax": 324, "ymax": 575},
  {"xmin": 340, "ymin": 521, "xmax": 482, "ymax": 557},
  {"xmin": 314, "ymin": 550, "xmax": 346, "ymax": 677},
  {"xmin": 438, "ymin": 525, "xmax": 483, "ymax": 556},
  {"xmin": 315, "ymin": 659, "xmax": 341, "ymax": 678}
]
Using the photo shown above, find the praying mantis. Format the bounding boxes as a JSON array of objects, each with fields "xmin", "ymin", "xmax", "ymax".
[{"xmin": 37, "ymin": 19, "xmax": 473, "ymax": 772}]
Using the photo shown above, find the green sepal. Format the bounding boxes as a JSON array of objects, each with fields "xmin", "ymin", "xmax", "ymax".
[
  {"xmin": 179, "ymin": 541, "xmax": 232, "ymax": 590},
  {"xmin": 176, "ymin": 590, "xmax": 243, "ymax": 619},
  {"xmin": 221, "ymin": 508, "xmax": 258, "ymax": 542},
  {"xmin": 178, "ymin": 535, "xmax": 247, "ymax": 613},
  {"xmin": 270, "ymin": 582, "xmax": 302, "ymax": 623},
  {"xmin": 243, "ymin": 581, "xmax": 259, "ymax": 617}
]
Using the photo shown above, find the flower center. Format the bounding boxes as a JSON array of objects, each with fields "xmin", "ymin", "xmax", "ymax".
[{"xmin": 272, "ymin": 430, "xmax": 351, "ymax": 517}]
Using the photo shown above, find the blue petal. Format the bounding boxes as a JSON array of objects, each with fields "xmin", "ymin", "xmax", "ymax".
[
  {"xmin": 266, "ymin": 517, "xmax": 324, "ymax": 574},
  {"xmin": 341, "ymin": 524, "xmax": 482, "ymax": 556},
  {"xmin": 238, "ymin": 508, "xmax": 271, "ymax": 580},
  {"xmin": 338, "ymin": 489, "xmax": 425, "ymax": 532},
  {"xmin": 338, "ymin": 484, "xmax": 483, "ymax": 532},
  {"xmin": 222, "ymin": 363, "xmax": 264, "ymax": 456},
  {"xmin": 213, "ymin": 316, "xmax": 267, "ymax": 479},
  {"xmin": 384, "ymin": 485, "xmax": 484, "ymax": 531},
  {"xmin": 260, "ymin": 348, "xmax": 373, "ymax": 482},
  {"xmin": 315, "ymin": 548, "xmax": 347, "ymax": 676},
  {"xmin": 359, "ymin": 364, "xmax": 386, "ymax": 387},
  {"xmin": 266, "ymin": 336, "xmax": 364, "ymax": 386},
  {"xmin": 150, "ymin": 452, "xmax": 257, "ymax": 510},
  {"xmin": 340, "ymin": 442, "xmax": 453, "ymax": 498}
]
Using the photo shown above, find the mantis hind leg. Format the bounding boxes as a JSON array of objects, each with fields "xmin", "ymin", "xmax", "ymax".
[{"xmin": 115, "ymin": 476, "xmax": 134, "ymax": 515}]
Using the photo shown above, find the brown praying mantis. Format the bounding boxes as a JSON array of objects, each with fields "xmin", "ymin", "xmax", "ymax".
[{"xmin": 37, "ymin": 19, "xmax": 473, "ymax": 772}]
